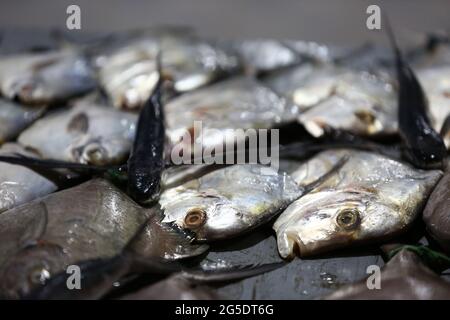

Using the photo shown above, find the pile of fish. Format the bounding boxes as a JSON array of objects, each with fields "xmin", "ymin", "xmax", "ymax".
[{"xmin": 0, "ymin": 25, "xmax": 450, "ymax": 300}]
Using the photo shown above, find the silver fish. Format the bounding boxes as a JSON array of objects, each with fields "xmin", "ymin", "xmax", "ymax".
[
  {"xmin": 98, "ymin": 34, "xmax": 239, "ymax": 110},
  {"xmin": 165, "ymin": 76, "xmax": 298, "ymax": 151},
  {"xmin": 265, "ymin": 63, "xmax": 397, "ymax": 137},
  {"xmin": 0, "ymin": 98, "xmax": 45, "ymax": 144},
  {"xmin": 0, "ymin": 50, "xmax": 96, "ymax": 105},
  {"xmin": 0, "ymin": 143, "xmax": 58, "ymax": 214},
  {"xmin": 273, "ymin": 149, "xmax": 442, "ymax": 258},
  {"xmin": 160, "ymin": 164, "xmax": 301, "ymax": 241},
  {"xmin": 18, "ymin": 98, "xmax": 137, "ymax": 165}
]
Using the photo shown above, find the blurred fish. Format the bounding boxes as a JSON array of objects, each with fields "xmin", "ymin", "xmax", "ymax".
[
  {"xmin": 325, "ymin": 249, "xmax": 450, "ymax": 300},
  {"xmin": 0, "ymin": 143, "xmax": 58, "ymax": 213},
  {"xmin": 423, "ymin": 171, "xmax": 450, "ymax": 253},
  {"xmin": 98, "ymin": 32, "xmax": 239, "ymax": 110},
  {"xmin": 166, "ymin": 76, "xmax": 298, "ymax": 151},
  {"xmin": 387, "ymin": 22, "xmax": 447, "ymax": 169},
  {"xmin": 18, "ymin": 97, "xmax": 137, "ymax": 165},
  {"xmin": 265, "ymin": 63, "xmax": 397, "ymax": 137},
  {"xmin": 0, "ymin": 179, "xmax": 147, "ymax": 299},
  {"xmin": 273, "ymin": 149, "xmax": 442, "ymax": 258},
  {"xmin": 0, "ymin": 49, "xmax": 96, "ymax": 105},
  {"xmin": 0, "ymin": 98, "xmax": 45, "ymax": 144}
]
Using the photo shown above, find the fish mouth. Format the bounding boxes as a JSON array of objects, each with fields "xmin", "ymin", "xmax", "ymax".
[{"xmin": 278, "ymin": 231, "xmax": 308, "ymax": 259}]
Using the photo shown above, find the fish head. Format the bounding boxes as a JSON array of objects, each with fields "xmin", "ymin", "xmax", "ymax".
[
  {"xmin": 0, "ymin": 244, "xmax": 66, "ymax": 299},
  {"xmin": 160, "ymin": 187, "xmax": 248, "ymax": 242},
  {"xmin": 3, "ymin": 75, "xmax": 50, "ymax": 104},
  {"xmin": 274, "ymin": 189, "xmax": 403, "ymax": 258}
]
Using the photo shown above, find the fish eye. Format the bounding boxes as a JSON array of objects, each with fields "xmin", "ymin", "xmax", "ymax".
[
  {"xmin": 336, "ymin": 208, "xmax": 360, "ymax": 230},
  {"xmin": 184, "ymin": 208, "xmax": 207, "ymax": 229},
  {"xmin": 28, "ymin": 267, "xmax": 51, "ymax": 285}
]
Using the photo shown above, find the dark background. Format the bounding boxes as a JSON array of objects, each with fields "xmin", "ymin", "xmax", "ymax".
[{"xmin": 0, "ymin": 0, "xmax": 449, "ymax": 45}]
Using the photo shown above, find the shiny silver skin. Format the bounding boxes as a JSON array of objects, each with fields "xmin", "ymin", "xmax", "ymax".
[
  {"xmin": 18, "ymin": 97, "xmax": 137, "ymax": 165},
  {"xmin": 0, "ymin": 50, "xmax": 96, "ymax": 105},
  {"xmin": 0, "ymin": 143, "xmax": 57, "ymax": 214},
  {"xmin": 0, "ymin": 98, "xmax": 45, "ymax": 144},
  {"xmin": 273, "ymin": 149, "xmax": 442, "ymax": 258},
  {"xmin": 160, "ymin": 164, "xmax": 301, "ymax": 241}
]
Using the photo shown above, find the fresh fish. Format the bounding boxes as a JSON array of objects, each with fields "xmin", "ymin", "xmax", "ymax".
[
  {"xmin": 0, "ymin": 179, "xmax": 148, "ymax": 299},
  {"xmin": 273, "ymin": 149, "xmax": 442, "ymax": 258},
  {"xmin": 416, "ymin": 66, "xmax": 450, "ymax": 147},
  {"xmin": 387, "ymin": 23, "xmax": 447, "ymax": 169},
  {"xmin": 265, "ymin": 63, "xmax": 397, "ymax": 137},
  {"xmin": 0, "ymin": 98, "xmax": 45, "ymax": 144},
  {"xmin": 423, "ymin": 171, "xmax": 450, "ymax": 253},
  {"xmin": 98, "ymin": 33, "xmax": 239, "ymax": 110},
  {"xmin": 18, "ymin": 98, "xmax": 137, "ymax": 165},
  {"xmin": 0, "ymin": 50, "xmax": 96, "ymax": 105},
  {"xmin": 166, "ymin": 76, "xmax": 299, "ymax": 151},
  {"xmin": 0, "ymin": 143, "xmax": 58, "ymax": 213},
  {"xmin": 232, "ymin": 39, "xmax": 300, "ymax": 74},
  {"xmin": 160, "ymin": 164, "xmax": 301, "ymax": 242},
  {"xmin": 127, "ymin": 68, "xmax": 165, "ymax": 204},
  {"xmin": 325, "ymin": 249, "xmax": 450, "ymax": 300}
]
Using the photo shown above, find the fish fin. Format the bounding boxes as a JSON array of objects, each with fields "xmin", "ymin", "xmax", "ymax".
[
  {"xmin": 301, "ymin": 155, "xmax": 349, "ymax": 194},
  {"xmin": 67, "ymin": 112, "xmax": 89, "ymax": 133},
  {"xmin": 18, "ymin": 202, "xmax": 49, "ymax": 249},
  {"xmin": 180, "ymin": 262, "xmax": 285, "ymax": 284}
]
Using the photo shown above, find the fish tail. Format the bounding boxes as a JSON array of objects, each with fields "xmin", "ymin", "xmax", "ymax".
[{"xmin": 180, "ymin": 262, "xmax": 285, "ymax": 284}]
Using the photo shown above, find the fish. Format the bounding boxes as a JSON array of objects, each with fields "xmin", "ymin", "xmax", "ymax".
[
  {"xmin": 0, "ymin": 179, "xmax": 148, "ymax": 299},
  {"xmin": 264, "ymin": 62, "xmax": 397, "ymax": 137},
  {"xmin": 273, "ymin": 149, "xmax": 442, "ymax": 258},
  {"xmin": 0, "ymin": 49, "xmax": 96, "ymax": 105},
  {"xmin": 159, "ymin": 159, "xmax": 346, "ymax": 242},
  {"xmin": 0, "ymin": 98, "xmax": 46, "ymax": 144},
  {"xmin": 423, "ymin": 171, "xmax": 450, "ymax": 253},
  {"xmin": 18, "ymin": 97, "xmax": 137, "ymax": 165},
  {"xmin": 0, "ymin": 143, "xmax": 58, "ymax": 214},
  {"xmin": 324, "ymin": 249, "xmax": 450, "ymax": 299},
  {"xmin": 127, "ymin": 63, "xmax": 165, "ymax": 204},
  {"xmin": 165, "ymin": 76, "xmax": 299, "ymax": 152},
  {"xmin": 98, "ymin": 32, "xmax": 239, "ymax": 110},
  {"xmin": 387, "ymin": 22, "xmax": 447, "ymax": 169},
  {"xmin": 416, "ymin": 66, "xmax": 450, "ymax": 147}
]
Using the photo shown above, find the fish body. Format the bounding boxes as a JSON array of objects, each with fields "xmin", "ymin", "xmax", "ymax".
[
  {"xmin": 0, "ymin": 143, "xmax": 58, "ymax": 214},
  {"xmin": 0, "ymin": 98, "xmax": 45, "ymax": 144},
  {"xmin": 325, "ymin": 249, "xmax": 450, "ymax": 299},
  {"xmin": 166, "ymin": 76, "xmax": 297, "ymax": 151},
  {"xmin": 99, "ymin": 34, "xmax": 239, "ymax": 110},
  {"xmin": 0, "ymin": 50, "xmax": 96, "ymax": 105},
  {"xmin": 423, "ymin": 171, "xmax": 450, "ymax": 253},
  {"xmin": 273, "ymin": 149, "xmax": 442, "ymax": 258},
  {"xmin": 18, "ymin": 99, "xmax": 137, "ymax": 165},
  {"xmin": 160, "ymin": 164, "xmax": 301, "ymax": 241}
]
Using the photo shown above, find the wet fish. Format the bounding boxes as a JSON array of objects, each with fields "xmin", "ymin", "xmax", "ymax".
[
  {"xmin": 0, "ymin": 179, "xmax": 148, "ymax": 299},
  {"xmin": 265, "ymin": 63, "xmax": 397, "ymax": 137},
  {"xmin": 0, "ymin": 50, "xmax": 96, "ymax": 105},
  {"xmin": 325, "ymin": 249, "xmax": 450, "ymax": 300},
  {"xmin": 273, "ymin": 149, "xmax": 442, "ymax": 258},
  {"xmin": 166, "ymin": 76, "xmax": 298, "ymax": 151},
  {"xmin": 127, "ymin": 68, "xmax": 165, "ymax": 204},
  {"xmin": 0, "ymin": 98, "xmax": 45, "ymax": 144},
  {"xmin": 18, "ymin": 97, "xmax": 137, "ymax": 165},
  {"xmin": 423, "ymin": 171, "xmax": 450, "ymax": 253},
  {"xmin": 387, "ymin": 23, "xmax": 447, "ymax": 169},
  {"xmin": 0, "ymin": 143, "xmax": 58, "ymax": 214},
  {"xmin": 98, "ymin": 33, "xmax": 239, "ymax": 110}
]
